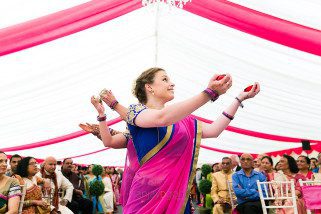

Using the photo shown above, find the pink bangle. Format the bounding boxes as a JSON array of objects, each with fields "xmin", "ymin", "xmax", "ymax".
[
  {"xmin": 203, "ymin": 88, "xmax": 219, "ymax": 102},
  {"xmin": 222, "ymin": 111, "xmax": 234, "ymax": 120},
  {"xmin": 109, "ymin": 100, "xmax": 119, "ymax": 110},
  {"xmin": 97, "ymin": 114, "xmax": 107, "ymax": 122}
]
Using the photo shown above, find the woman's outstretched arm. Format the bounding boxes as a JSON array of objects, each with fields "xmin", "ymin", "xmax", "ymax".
[
  {"xmin": 202, "ymin": 82, "xmax": 260, "ymax": 138},
  {"xmin": 135, "ymin": 74, "xmax": 232, "ymax": 128}
]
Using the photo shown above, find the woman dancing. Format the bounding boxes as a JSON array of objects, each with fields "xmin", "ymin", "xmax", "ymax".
[{"xmin": 85, "ymin": 67, "xmax": 260, "ymax": 213}]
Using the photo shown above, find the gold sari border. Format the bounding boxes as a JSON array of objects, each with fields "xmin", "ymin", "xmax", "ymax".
[
  {"xmin": 139, "ymin": 125, "xmax": 173, "ymax": 165},
  {"xmin": 180, "ymin": 120, "xmax": 202, "ymax": 214}
]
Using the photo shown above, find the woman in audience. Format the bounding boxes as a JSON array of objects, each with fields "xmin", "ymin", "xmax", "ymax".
[
  {"xmin": 275, "ymin": 155, "xmax": 306, "ymax": 214},
  {"xmin": 0, "ymin": 151, "xmax": 21, "ymax": 214},
  {"xmin": 110, "ymin": 167, "xmax": 120, "ymax": 206},
  {"xmin": 261, "ymin": 156, "xmax": 278, "ymax": 181},
  {"xmin": 16, "ymin": 157, "xmax": 50, "ymax": 214},
  {"xmin": 297, "ymin": 155, "xmax": 313, "ymax": 180},
  {"xmin": 84, "ymin": 164, "xmax": 109, "ymax": 214},
  {"xmin": 101, "ymin": 168, "xmax": 113, "ymax": 214}
]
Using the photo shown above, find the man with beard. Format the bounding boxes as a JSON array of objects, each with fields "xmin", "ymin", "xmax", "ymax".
[{"xmin": 62, "ymin": 158, "xmax": 93, "ymax": 214}]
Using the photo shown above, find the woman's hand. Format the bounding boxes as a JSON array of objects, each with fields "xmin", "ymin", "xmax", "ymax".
[
  {"xmin": 207, "ymin": 74, "xmax": 232, "ymax": 95},
  {"xmin": 91, "ymin": 96, "xmax": 105, "ymax": 116},
  {"xmin": 237, "ymin": 82, "xmax": 260, "ymax": 102},
  {"xmin": 100, "ymin": 89, "xmax": 116, "ymax": 107}
]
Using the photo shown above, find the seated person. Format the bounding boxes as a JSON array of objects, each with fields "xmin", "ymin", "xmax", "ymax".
[
  {"xmin": 0, "ymin": 151, "xmax": 21, "ymax": 214},
  {"xmin": 232, "ymin": 153, "xmax": 266, "ymax": 214},
  {"xmin": 211, "ymin": 157, "xmax": 234, "ymax": 214},
  {"xmin": 61, "ymin": 158, "xmax": 93, "ymax": 214},
  {"xmin": 16, "ymin": 157, "xmax": 51, "ymax": 214},
  {"xmin": 36, "ymin": 157, "xmax": 74, "ymax": 214}
]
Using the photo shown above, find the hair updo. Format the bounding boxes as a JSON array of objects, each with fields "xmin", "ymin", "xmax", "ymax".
[{"xmin": 132, "ymin": 67, "xmax": 164, "ymax": 104}]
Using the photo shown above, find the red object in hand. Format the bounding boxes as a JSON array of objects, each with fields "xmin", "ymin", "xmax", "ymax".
[
  {"xmin": 244, "ymin": 85, "xmax": 257, "ymax": 92},
  {"xmin": 216, "ymin": 74, "xmax": 226, "ymax": 80}
]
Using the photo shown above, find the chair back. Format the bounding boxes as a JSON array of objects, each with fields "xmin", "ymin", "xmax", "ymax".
[
  {"xmin": 298, "ymin": 179, "xmax": 321, "ymax": 214},
  {"xmin": 18, "ymin": 184, "xmax": 27, "ymax": 214},
  {"xmin": 227, "ymin": 180, "xmax": 237, "ymax": 209},
  {"xmin": 257, "ymin": 180, "xmax": 298, "ymax": 214}
]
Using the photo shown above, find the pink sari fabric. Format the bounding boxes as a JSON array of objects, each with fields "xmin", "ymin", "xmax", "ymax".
[
  {"xmin": 120, "ymin": 139, "xmax": 140, "ymax": 206},
  {"xmin": 123, "ymin": 115, "xmax": 201, "ymax": 214},
  {"xmin": 298, "ymin": 171, "xmax": 313, "ymax": 180},
  {"xmin": 301, "ymin": 185, "xmax": 321, "ymax": 210}
]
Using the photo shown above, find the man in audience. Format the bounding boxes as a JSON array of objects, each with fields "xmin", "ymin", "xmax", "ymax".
[
  {"xmin": 37, "ymin": 156, "xmax": 74, "ymax": 214},
  {"xmin": 230, "ymin": 155, "xmax": 241, "ymax": 172},
  {"xmin": 310, "ymin": 157, "xmax": 318, "ymax": 171},
  {"xmin": 62, "ymin": 158, "xmax": 93, "ymax": 214},
  {"xmin": 211, "ymin": 157, "xmax": 234, "ymax": 214},
  {"xmin": 6, "ymin": 154, "xmax": 22, "ymax": 176},
  {"xmin": 254, "ymin": 154, "xmax": 266, "ymax": 172},
  {"xmin": 232, "ymin": 153, "xmax": 266, "ymax": 214},
  {"xmin": 312, "ymin": 152, "xmax": 321, "ymax": 173}
]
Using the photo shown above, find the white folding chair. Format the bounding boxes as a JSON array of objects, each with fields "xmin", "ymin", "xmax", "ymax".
[
  {"xmin": 227, "ymin": 180, "xmax": 237, "ymax": 210},
  {"xmin": 18, "ymin": 184, "xmax": 27, "ymax": 214},
  {"xmin": 257, "ymin": 180, "xmax": 298, "ymax": 214},
  {"xmin": 298, "ymin": 179, "xmax": 321, "ymax": 214}
]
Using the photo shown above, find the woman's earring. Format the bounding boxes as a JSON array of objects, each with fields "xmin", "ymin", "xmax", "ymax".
[{"xmin": 151, "ymin": 90, "xmax": 155, "ymax": 95}]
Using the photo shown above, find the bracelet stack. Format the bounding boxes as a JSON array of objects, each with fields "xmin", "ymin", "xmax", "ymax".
[
  {"xmin": 203, "ymin": 88, "xmax": 219, "ymax": 102},
  {"xmin": 109, "ymin": 100, "xmax": 119, "ymax": 110},
  {"xmin": 97, "ymin": 114, "xmax": 107, "ymax": 122},
  {"xmin": 222, "ymin": 111, "xmax": 234, "ymax": 120}
]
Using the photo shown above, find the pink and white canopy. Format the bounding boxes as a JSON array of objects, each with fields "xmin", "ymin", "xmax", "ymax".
[{"xmin": 1, "ymin": 0, "xmax": 321, "ymax": 166}]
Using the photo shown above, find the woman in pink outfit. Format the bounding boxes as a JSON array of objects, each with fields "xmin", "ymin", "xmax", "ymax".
[{"xmin": 89, "ymin": 67, "xmax": 260, "ymax": 214}]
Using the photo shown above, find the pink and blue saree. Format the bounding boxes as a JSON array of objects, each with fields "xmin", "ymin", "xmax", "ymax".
[{"xmin": 120, "ymin": 104, "xmax": 202, "ymax": 214}]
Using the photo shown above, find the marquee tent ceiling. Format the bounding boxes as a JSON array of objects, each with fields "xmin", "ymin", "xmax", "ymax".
[{"xmin": 0, "ymin": 0, "xmax": 321, "ymax": 166}]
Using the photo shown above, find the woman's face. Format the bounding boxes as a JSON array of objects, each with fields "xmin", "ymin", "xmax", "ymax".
[
  {"xmin": 28, "ymin": 158, "xmax": 38, "ymax": 176},
  {"xmin": 0, "ymin": 153, "xmax": 7, "ymax": 175},
  {"xmin": 88, "ymin": 165, "xmax": 93, "ymax": 173},
  {"xmin": 311, "ymin": 159, "xmax": 317, "ymax": 169},
  {"xmin": 261, "ymin": 158, "xmax": 272, "ymax": 172},
  {"xmin": 110, "ymin": 167, "xmax": 115, "ymax": 173},
  {"xmin": 296, "ymin": 157, "xmax": 309, "ymax": 171},
  {"xmin": 278, "ymin": 157, "xmax": 289, "ymax": 171},
  {"xmin": 148, "ymin": 70, "xmax": 175, "ymax": 103}
]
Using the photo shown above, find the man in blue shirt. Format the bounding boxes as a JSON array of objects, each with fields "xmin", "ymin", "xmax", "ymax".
[{"xmin": 232, "ymin": 153, "xmax": 266, "ymax": 214}]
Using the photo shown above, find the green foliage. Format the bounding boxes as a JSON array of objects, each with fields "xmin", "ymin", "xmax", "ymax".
[
  {"xmin": 92, "ymin": 164, "xmax": 103, "ymax": 176},
  {"xmin": 89, "ymin": 180, "xmax": 105, "ymax": 197},
  {"xmin": 199, "ymin": 179, "xmax": 212, "ymax": 195},
  {"xmin": 201, "ymin": 164, "xmax": 212, "ymax": 178}
]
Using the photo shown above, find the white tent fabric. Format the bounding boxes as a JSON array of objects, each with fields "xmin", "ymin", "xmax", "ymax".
[{"xmin": 1, "ymin": 0, "xmax": 321, "ymax": 166}]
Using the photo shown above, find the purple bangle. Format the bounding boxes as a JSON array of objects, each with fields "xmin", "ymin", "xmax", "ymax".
[
  {"xmin": 109, "ymin": 100, "xmax": 119, "ymax": 110},
  {"xmin": 97, "ymin": 114, "xmax": 107, "ymax": 122},
  {"xmin": 203, "ymin": 88, "xmax": 219, "ymax": 102},
  {"xmin": 222, "ymin": 111, "xmax": 234, "ymax": 120}
]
